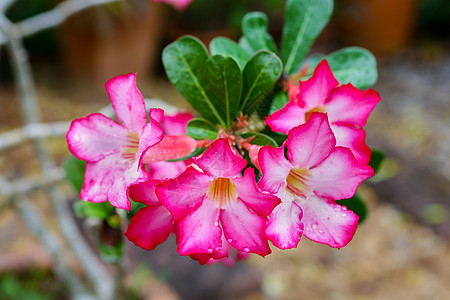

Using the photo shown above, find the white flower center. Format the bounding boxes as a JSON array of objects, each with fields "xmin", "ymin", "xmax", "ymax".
[
  {"xmin": 121, "ymin": 132, "xmax": 139, "ymax": 161},
  {"xmin": 207, "ymin": 177, "xmax": 238, "ymax": 209},
  {"xmin": 286, "ymin": 168, "xmax": 311, "ymax": 198}
]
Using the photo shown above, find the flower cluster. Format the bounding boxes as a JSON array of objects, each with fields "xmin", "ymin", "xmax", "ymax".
[
  {"xmin": 67, "ymin": 57, "xmax": 380, "ymax": 264},
  {"xmin": 66, "ymin": 0, "xmax": 383, "ymax": 265}
]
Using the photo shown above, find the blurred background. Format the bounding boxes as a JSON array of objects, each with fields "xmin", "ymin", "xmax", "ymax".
[{"xmin": 0, "ymin": 0, "xmax": 449, "ymax": 299}]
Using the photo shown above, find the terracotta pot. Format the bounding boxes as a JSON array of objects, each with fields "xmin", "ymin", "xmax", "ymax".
[
  {"xmin": 60, "ymin": 2, "xmax": 167, "ymax": 85},
  {"xmin": 338, "ymin": 0, "xmax": 418, "ymax": 55}
]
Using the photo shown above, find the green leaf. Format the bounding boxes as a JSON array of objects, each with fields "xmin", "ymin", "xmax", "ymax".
[
  {"xmin": 369, "ymin": 149, "xmax": 384, "ymax": 174},
  {"xmin": 202, "ymin": 55, "xmax": 242, "ymax": 127},
  {"xmin": 301, "ymin": 47, "xmax": 378, "ymax": 89},
  {"xmin": 73, "ymin": 200, "xmax": 115, "ymax": 220},
  {"xmin": 162, "ymin": 36, "xmax": 226, "ymax": 126},
  {"xmin": 240, "ymin": 132, "xmax": 278, "ymax": 147},
  {"xmin": 209, "ymin": 37, "xmax": 251, "ymax": 70},
  {"xmin": 269, "ymin": 91, "xmax": 289, "ymax": 115},
  {"xmin": 241, "ymin": 12, "xmax": 278, "ymax": 54},
  {"xmin": 64, "ymin": 155, "xmax": 86, "ymax": 194},
  {"xmin": 337, "ymin": 191, "xmax": 368, "ymax": 223},
  {"xmin": 238, "ymin": 36, "xmax": 255, "ymax": 54},
  {"xmin": 281, "ymin": 0, "xmax": 333, "ymax": 74},
  {"xmin": 241, "ymin": 50, "xmax": 283, "ymax": 114},
  {"xmin": 186, "ymin": 118, "xmax": 218, "ymax": 140}
]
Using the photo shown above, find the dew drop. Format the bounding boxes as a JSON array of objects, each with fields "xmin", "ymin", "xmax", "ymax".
[
  {"xmin": 243, "ymin": 247, "xmax": 250, "ymax": 253},
  {"xmin": 342, "ymin": 213, "xmax": 347, "ymax": 217},
  {"xmin": 214, "ymin": 221, "xmax": 219, "ymax": 227},
  {"xmin": 312, "ymin": 224, "xmax": 317, "ymax": 230},
  {"xmin": 214, "ymin": 246, "xmax": 221, "ymax": 252},
  {"xmin": 207, "ymin": 248, "xmax": 213, "ymax": 253},
  {"xmin": 227, "ymin": 238, "xmax": 233, "ymax": 243}
]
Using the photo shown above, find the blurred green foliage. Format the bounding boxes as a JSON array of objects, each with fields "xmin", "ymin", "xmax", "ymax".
[{"xmin": 0, "ymin": 270, "xmax": 66, "ymax": 300}]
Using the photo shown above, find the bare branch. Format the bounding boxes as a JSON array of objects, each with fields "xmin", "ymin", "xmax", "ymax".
[
  {"xmin": 15, "ymin": 195, "xmax": 96, "ymax": 300},
  {"xmin": 0, "ymin": 0, "xmax": 122, "ymax": 43},
  {"xmin": 0, "ymin": 0, "xmax": 15, "ymax": 13},
  {"xmin": 0, "ymin": 121, "xmax": 70, "ymax": 151}
]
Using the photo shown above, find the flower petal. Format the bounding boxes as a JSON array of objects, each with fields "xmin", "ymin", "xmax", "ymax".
[
  {"xmin": 138, "ymin": 117, "xmax": 165, "ymax": 167},
  {"xmin": 67, "ymin": 113, "xmax": 127, "ymax": 163},
  {"xmin": 105, "ymin": 73, "xmax": 147, "ymax": 133},
  {"xmin": 195, "ymin": 139, "xmax": 247, "ymax": 178},
  {"xmin": 125, "ymin": 205, "xmax": 174, "ymax": 250},
  {"xmin": 147, "ymin": 160, "xmax": 189, "ymax": 180},
  {"xmin": 298, "ymin": 194, "xmax": 359, "ymax": 248},
  {"xmin": 149, "ymin": 108, "xmax": 164, "ymax": 123},
  {"xmin": 325, "ymin": 84, "xmax": 381, "ymax": 127},
  {"xmin": 309, "ymin": 147, "xmax": 374, "ymax": 200},
  {"xmin": 258, "ymin": 145, "xmax": 292, "ymax": 194},
  {"xmin": 266, "ymin": 197, "xmax": 304, "ymax": 249},
  {"xmin": 331, "ymin": 124, "xmax": 372, "ymax": 164},
  {"xmin": 221, "ymin": 199, "xmax": 271, "ymax": 257},
  {"xmin": 142, "ymin": 135, "xmax": 196, "ymax": 164},
  {"xmin": 129, "ymin": 180, "xmax": 161, "ymax": 207},
  {"xmin": 233, "ymin": 168, "xmax": 280, "ymax": 216},
  {"xmin": 297, "ymin": 60, "xmax": 338, "ymax": 110},
  {"xmin": 265, "ymin": 101, "xmax": 306, "ymax": 134},
  {"xmin": 80, "ymin": 154, "xmax": 149, "ymax": 211},
  {"xmin": 156, "ymin": 166, "xmax": 211, "ymax": 222},
  {"xmin": 176, "ymin": 199, "xmax": 222, "ymax": 256},
  {"xmin": 286, "ymin": 112, "xmax": 336, "ymax": 168},
  {"xmin": 161, "ymin": 112, "xmax": 193, "ymax": 135}
]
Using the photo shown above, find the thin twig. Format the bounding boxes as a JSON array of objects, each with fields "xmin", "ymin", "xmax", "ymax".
[
  {"xmin": 0, "ymin": 0, "xmax": 122, "ymax": 44},
  {"xmin": 0, "ymin": 168, "xmax": 65, "ymax": 208},
  {"xmin": 0, "ymin": 121, "xmax": 70, "ymax": 151}
]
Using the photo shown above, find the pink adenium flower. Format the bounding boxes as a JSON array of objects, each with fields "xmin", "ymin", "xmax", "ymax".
[
  {"xmin": 259, "ymin": 112, "xmax": 374, "ymax": 249},
  {"xmin": 67, "ymin": 74, "xmax": 164, "ymax": 211},
  {"xmin": 153, "ymin": 0, "xmax": 192, "ymax": 11},
  {"xmin": 266, "ymin": 60, "xmax": 381, "ymax": 164},
  {"xmin": 125, "ymin": 112, "xmax": 193, "ymax": 250},
  {"xmin": 156, "ymin": 139, "xmax": 280, "ymax": 259}
]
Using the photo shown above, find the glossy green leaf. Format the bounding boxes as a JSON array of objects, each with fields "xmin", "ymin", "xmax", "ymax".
[
  {"xmin": 369, "ymin": 149, "xmax": 384, "ymax": 174},
  {"xmin": 301, "ymin": 47, "xmax": 378, "ymax": 89},
  {"xmin": 241, "ymin": 50, "xmax": 283, "ymax": 114},
  {"xmin": 268, "ymin": 91, "xmax": 289, "ymax": 115},
  {"xmin": 240, "ymin": 132, "xmax": 278, "ymax": 147},
  {"xmin": 242, "ymin": 12, "xmax": 278, "ymax": 54},
  {"xmin": 209, "ymin": 37, "xmax": 251, "ymax": 70},
  {"xmin": 64, "ymin": 155, "xmax": 85, "ymax": 194},
  {"xmin": 202, "ymin": 55, "xmax": 242, "ymax": 127},
  {"xmin": 281, "ymin": 0, "xmax": 333, "ymax": 74},
  {"xmin": 186, "ymin": 118, "xmax": 218, "ymax": 140},
  {"xmin": 162, "ymin": 36, "xmax": 225, "ymax": 126},
  {"xmin": 337, "ymin": 191, "xmax": 368, "ymax": 223}
]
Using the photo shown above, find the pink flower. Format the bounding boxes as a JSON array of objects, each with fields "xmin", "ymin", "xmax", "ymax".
[
  {"xmin": 259, "ymin": 113, "xmax": 374, "ymax": 249},
  {"xmin": 125, "ymin": 112, "xmax": 193, "ymax": 250},
  {"xmin": 266, "ymin": 60, "xmax": 381, "ymax": 164},
  {"xmin": 153, "ymin": 0, "xmax": 192, "ymax": 11},
  {"xmin": 67, "ymin": 73, "xmax": 164, "ymax": 211},
  {"xmin": 156, "ymin": 139, "xmax": 280, "ymax": 258}
]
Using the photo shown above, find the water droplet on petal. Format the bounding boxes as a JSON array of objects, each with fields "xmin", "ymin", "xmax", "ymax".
[
  {"xmin": 342, "ymin": 213, "xmax": 347, "ymax": 217},
  {"xmin": 312, "ymin": 224, "xmax": 317, "ymax": 230},
  {"xmin": 214, "ymin": 221, "xmax": 219, "ymax": 227},
  {"xmin": 207, "ymin": 248, "xmax": 213, "ymax": 253},
  {"xmin": 214, "ymin": 246, "xmax": 221, "ymax": 252},
  {"xmin": 227, "ymin": 238, "xmax": 233, "ymax": 243},
  {"xmin": 243, "ymin": 247, "xmax": 250, "ymax": 253}
]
